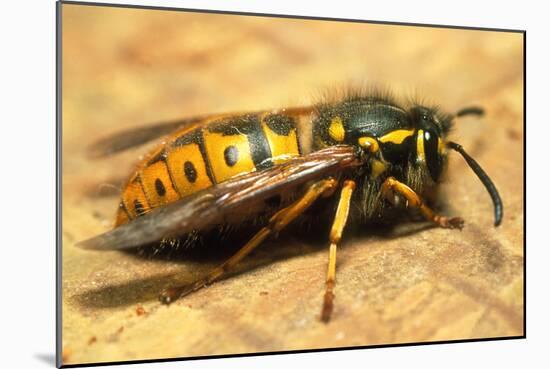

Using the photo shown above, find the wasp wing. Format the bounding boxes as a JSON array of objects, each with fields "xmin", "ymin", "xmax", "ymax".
[
  {"xmin": 87, "ymin": 115, "xmax": 210, "ymax": 158},
  {"xmin": 87, "ymin": 107, "xmax": 314, "ymax": 158},
  {"xmin": 76, "ymin": 145, "xmax": 359, "ymax": 250}
]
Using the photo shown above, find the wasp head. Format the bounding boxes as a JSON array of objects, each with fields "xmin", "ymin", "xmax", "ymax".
[{"xmin": 408, "ymin": 105, "xmax": 453, "ymax": 183}]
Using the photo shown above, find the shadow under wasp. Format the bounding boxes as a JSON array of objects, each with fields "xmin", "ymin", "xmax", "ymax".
[{"xmin": 77, "ymin": 90, "xmax": 502, "ymax": 322}]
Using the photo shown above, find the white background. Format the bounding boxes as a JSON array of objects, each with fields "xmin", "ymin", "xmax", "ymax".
[{"xmin": 1, "ymin": 0, "xmax": 543, "ymax": 368}]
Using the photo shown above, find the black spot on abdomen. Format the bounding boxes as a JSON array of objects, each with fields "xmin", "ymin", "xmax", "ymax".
[
  {"xmin": 184, "ymin": 161, "xmax": 197, "ymax": 183},
  {"xmin": 155, "ymin": 178, "xmax": 166, "ymax": 196},
  {"xmin": 224, "ymin": 145, "xmax": 239, "ymax": 167}
]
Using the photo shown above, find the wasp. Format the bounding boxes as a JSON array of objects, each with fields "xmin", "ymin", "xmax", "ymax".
[{"xmin": 77, "ymin": 91, "xmax": 503, "ymax": 322}]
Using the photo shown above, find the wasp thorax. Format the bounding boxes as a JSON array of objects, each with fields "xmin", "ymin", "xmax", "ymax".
[
  {"xmin": 313, "ymin": 98, "xmax": 452, "ymax": 184},
  {"xmin": 315, "ymin": 99, "xmax": 411, "ymax": 147}
]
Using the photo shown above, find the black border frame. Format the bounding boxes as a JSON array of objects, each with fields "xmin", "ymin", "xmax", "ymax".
[{"xmin": 55, "ymin": 1, "xmax": 526, "ymax": 367}]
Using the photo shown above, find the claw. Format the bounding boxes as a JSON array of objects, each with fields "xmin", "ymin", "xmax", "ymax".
[
  {"xmin": 159, "ymin": 288, "xmax": 178, "ymax": 305},
  {"xmin": 448, "ymin": 217, "xmax": 465, "ymax": 230},
  {"xmin": 435, "ymin": 216, "xmax": 464, "ymax": 230}
]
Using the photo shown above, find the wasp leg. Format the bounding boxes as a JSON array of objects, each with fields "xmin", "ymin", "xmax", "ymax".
[
  {"xmin": 159, "ymin": 178, "xmax": 338, "ymax": 304},
  {"xmin": 381, "ymin": 176, "xmax": 464, "ymax": 229},
  {"xmin": 321, "ymin": 180, "xmax": 356, "ymax": 323}
]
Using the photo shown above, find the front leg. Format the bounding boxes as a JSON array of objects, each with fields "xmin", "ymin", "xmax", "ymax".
[{"xmin": 381, "ymin": 176, "xmax": 464, "ymax": 229}]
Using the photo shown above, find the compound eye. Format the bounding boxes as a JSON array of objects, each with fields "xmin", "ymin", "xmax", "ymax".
[{"xmin": 424, "ymin": 130, "xmax": 442, "ymax": 181}]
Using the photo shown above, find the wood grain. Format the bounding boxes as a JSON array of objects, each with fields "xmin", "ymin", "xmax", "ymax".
[{"xmin": 61, "ymin": 4, "xmax": 524, "ymax": 365}]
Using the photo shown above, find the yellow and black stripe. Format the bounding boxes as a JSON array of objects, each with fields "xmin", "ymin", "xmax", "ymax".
[{"xmin": 115, "ymin": 113, "xmax": 302, "ymax": 226}]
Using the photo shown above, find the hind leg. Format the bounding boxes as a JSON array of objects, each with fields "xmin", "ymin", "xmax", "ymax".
[{"xmin": 160, "ymin": 178, "xmax": 338, "ymax": 304}]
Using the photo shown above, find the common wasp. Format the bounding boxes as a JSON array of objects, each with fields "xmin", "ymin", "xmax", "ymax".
[{"xmin": 78, "ymin": 90, "xmax": 502, "ymax": 322}]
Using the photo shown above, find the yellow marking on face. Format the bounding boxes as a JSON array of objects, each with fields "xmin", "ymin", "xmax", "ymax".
[
  {"xmin": 379, "ymin": 129, "xmax": 415, "ymax": 144},
  {"xmin": 371, "ymin": 159, "xmax": 387, "ymax": 178},
  {"xmin": 438, "ymin": 137, "xmax": 445, "ymax": 154},
  {"xmin": 165, "ymin": 143, "xmax": 213, "ymax": 197},
  {"xmin": 203, "ymin": 130, "xmax": 256, "ymax": 183},
  {"xmin": 140, "ymin": 160, "xmax": 181, "ymax": 207},
  {"xmin": 328, "ymin": 116, "xmax": 345, "ymax": 142},
  {"xmin": 358, "ymin": 137, "xmax": 379, "ymax": 153},
  {"xmin": 121, "ymin": 176, "xmax": 150, "ymax": 219},
  {"xmin": 261, "ymin": 120, "xmax": 300, "ymax": 164},
  {"xmin": 416, "ymin": 129, "xmax": 425, "ymax": 162}
]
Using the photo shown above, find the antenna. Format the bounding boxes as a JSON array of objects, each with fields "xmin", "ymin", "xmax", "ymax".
[{"xmin": 447, "ymin": 141, "xmax": 503, "ymax": 226}]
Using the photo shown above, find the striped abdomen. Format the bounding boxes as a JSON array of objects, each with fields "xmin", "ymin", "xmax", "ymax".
[{"xmin": 115, "ymin": 112, "xmax": 303, "ymax": 226}]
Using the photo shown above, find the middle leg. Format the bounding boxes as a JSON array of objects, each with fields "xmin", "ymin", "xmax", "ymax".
[{"xmin": 321, "ymin": 179, "xmax": 356, "ymax": 323}]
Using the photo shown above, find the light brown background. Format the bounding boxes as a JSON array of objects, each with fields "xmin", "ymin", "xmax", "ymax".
[{"xmin": 61, "ymin": 4, "xmax": 524, "ymax": 365}]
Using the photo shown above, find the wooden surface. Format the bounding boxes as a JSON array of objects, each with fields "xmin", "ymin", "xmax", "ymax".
[{"xmin": 61, "ymin": 4, "xmax": 524, "ymax": 365}]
